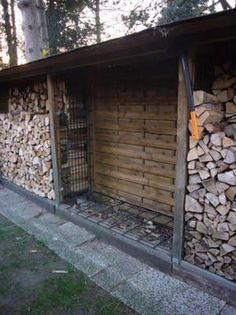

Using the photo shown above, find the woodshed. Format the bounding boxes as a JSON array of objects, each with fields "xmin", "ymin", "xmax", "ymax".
[{"xmin": 0, "ymin": 9, "xmax": 236, "ymax": 305}]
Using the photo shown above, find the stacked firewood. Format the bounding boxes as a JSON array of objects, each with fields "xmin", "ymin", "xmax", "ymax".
[
  {"xmin": 9, "ymin": 83, "xmax": 48, "ymax": 113},
  {"xmin": 185, "ymin": 67, "xmax": 236, "ymax": 281},
  {"xmin": 0, "ymin": 83, "xmax": 55, "ymax": 200}
]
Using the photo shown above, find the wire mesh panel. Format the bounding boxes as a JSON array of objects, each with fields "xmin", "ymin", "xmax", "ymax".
[
  {"xmin": 58, "ymin": 80, "xmax": 88, "ymax": 196},
  {"xmin": 194, "ymin": 60, "xmax": 215, "ymax": 93},
  {"xmin": 67, "ymin": 192, "xmax": 173, "ymax": 250}
]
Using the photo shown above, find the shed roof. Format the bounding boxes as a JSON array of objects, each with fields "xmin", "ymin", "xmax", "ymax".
[{"xmin": 0, "ymin": 8, "xmax": 236, "ymax": 82}]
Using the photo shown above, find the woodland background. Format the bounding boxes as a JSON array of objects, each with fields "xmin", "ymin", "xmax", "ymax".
[{"xmin": 0, "ymin": 0, "xmax": 235, "ymax": 68}]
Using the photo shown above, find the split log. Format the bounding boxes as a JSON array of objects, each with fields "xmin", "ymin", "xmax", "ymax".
[
  {"xmin": 0, "ymin": 83, "xmax": 55, "ymax": 200},
  {"xmin": 197, "ymin": 110, "xmax": 223, "ymax": 127},
  {"xmin": 193, "ymin": 90, "xmax": 218, "ymax": 106},
  {"xmin": 217, "ymin": 88, "xmax": 234, "ymax": 102},
  {"xmin": 212, "ymin": 74, "xmax": 236, "ymax": 91},
  {"xmin": 185, "ymin": 70, "xmax": 236, "ymax": 282}
]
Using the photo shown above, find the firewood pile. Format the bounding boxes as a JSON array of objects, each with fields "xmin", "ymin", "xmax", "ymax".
[
  {"xmin": 185, "ymin": 67, "xmax": 236, "ymax": 281},
  {"xmin": 0, "ymin": 84, "xmax": 55, "ymax": 200}
]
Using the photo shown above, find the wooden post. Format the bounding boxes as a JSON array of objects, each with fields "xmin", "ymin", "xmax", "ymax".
[
  {"xmin": 47, "ymin": 74, "xmax": 62, "ymax": 207},
  {"xmin": 85, "ymin": 71, "xmax": 94, "ymax": 194},
  {"xmin": 172, "ymin": 55, "xmax": 194, "ymax": 264}
]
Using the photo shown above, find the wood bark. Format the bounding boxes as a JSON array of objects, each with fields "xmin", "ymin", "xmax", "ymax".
[
  {"xmin": 173, "ymin": 54, "xmax": 193, "ymax": 263},
  {"xmin": 219, "ymin": 0, "xmax": 232, "ymax": 9},
  {"xmin": 95, "ymin": 0, "xmax": 101, "ymax": 43},
  {"xmin": 47, "ymin": 75, "xmax": 62, "ymax": 205},
  {"xmin": 10, "ymin": 0, "xmax": 18, "ymax": 65},
  {"xmin": 36, "ymin": 0, "xmax": 49, "ymax": 53},
  {"xmin": 18, "ymin": 0, "xmax": 49, "ymax": 62},
  {"xmin": 1, "ymin": 0, "xmax": 18, "ymax": 66}
]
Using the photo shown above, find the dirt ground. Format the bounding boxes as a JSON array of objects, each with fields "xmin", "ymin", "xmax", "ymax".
[{"xmin": 0, "ymin": 213, "xmax": 135, "ymax": 315}]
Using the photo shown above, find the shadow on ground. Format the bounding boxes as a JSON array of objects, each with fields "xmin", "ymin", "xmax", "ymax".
[{"xmin": 0, "ymin": 214, "xmax": 135, "ymax": 315}]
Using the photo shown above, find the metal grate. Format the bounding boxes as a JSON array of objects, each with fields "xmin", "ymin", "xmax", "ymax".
[
  {"xmin": 67, "ymin": 193, "xmax": 173, "ymax": 250},
  {"xmin": 60, "ymin": 84, "xmax": 88, "ymax": 196},
  {"xmin": 194, "ymin": 60, "xmax": 215, "ymax": 93}
]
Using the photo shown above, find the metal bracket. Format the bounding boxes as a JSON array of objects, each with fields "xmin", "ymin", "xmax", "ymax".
[{"xmin": 172, "ymin": 256, "xmax": 181, "ymax": 265}]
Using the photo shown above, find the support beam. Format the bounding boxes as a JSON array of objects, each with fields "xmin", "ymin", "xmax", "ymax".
[
  {"xmin": 86, "ymin": 72, "xmax": 94, "ymax": 194},
  {"xmin": 172, "ymin": 54, "xmax": 194, "ymax": 263},
  {"xmin": 47, "ymin": 74, "xmax": 62, "ymax": 206}
]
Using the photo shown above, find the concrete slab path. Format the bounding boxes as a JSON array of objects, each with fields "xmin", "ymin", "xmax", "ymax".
[{"xmin": 0, "ymin": 186, "xmax": 235, "ymax": 315}]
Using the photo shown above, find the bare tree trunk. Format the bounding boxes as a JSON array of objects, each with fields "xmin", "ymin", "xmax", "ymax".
[
  {"xmin": 219, "ymin": 0, "xmax": 232, "ymax": 9},
  {"xmin": 1, "ymin": 0, "xmax": 17, "ymax": 66},
  {"xmin": 18, "ymin": 0, "xmax": 49, "ymax": 62},
  {"xmin": 10, "ymin": 0, "xmax": 18, "ymax": 65},
  {"xmin": 0, "ymin": 39, "xmax": 4, "ymax": 68},
  {"xmin": 36, "ymin": 0, "xmax": 49, "ymax": 53},
  {"xmin": 95, "ymin": 0, "xmax": 101, "ymax": 43}
]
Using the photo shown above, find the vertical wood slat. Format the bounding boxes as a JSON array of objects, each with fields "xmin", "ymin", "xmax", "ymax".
[
  {"xmin": 47, "ymin": 74, "xmax": 62, "ymax": 206},
  {"xmin": 172, "ymin": 55, "xmax": 194, "ymax": 263}
]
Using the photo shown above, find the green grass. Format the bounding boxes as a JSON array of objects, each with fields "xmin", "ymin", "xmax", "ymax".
[
  {"xmin": 0, "ymin": 229, "xmax": 6, "ymax": 241},
  {"xmin": 0, "ymin": 252, "xmax": 37, "ymax": 272},
  {"xmin": 66, "ymin": 264, "xmax": 77, "ymax": 273},
  {"xmin": 0, "ymin": 271, "xmax": 11, "ymax": 297},
  {"xmin": 24, "ymin": 271, "xmax": 128, "ymax": 315},
  {"xmin": 14, "ymin": 258, "xmax": 36, "ymax": 271},
  {"xmin": 26, "ymin": 271, "xmax": 129, "ymax": 315},
  {"xmin": 0, "ymin": 225, "xmax": 24, "ymax": 241},
  {"xmin": 0, "ymin": 215, "xmax": 134, "ymax": 315},
  {"xmin": 95, "ymin": 297, "xmax": 125, "ymax": 315},
  {"xmin": 28, "ymin": 272, "xmax": 89, "ymax": 315},
  {"xmin": 35, "ymin": 239, "xmax": 46, "ymax": 248}
]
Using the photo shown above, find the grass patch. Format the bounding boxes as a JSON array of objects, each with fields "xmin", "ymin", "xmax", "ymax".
[
  {"xmin": 0, "ymin": 229, "xmax": 6, "ymax": 241},
  {"xmin": 0, "ymin": 272, "xmax": 11, "ymax": 297},
  {"xmin": 95, "ymin": 297, "xmax": 125, "ymax": 315},
  {"xmin": 35, "ymin": 239, "xmax": 46, "ymax": 248},
  {"xmin": 0, "ymin": 225, "xmax": 24, "ymax": 241},
  {"xmin": 0, "ymin": 266, "xmax": 8, "ymax": 273},
  {"xmin": 13, "ymin": 259, "xmax": 36, "ymax": 271},
  {"xmin": 0, "ymin": 255, "xmax": 37, "ymax": 272},
  {"xmin": 0, "ymin": 214, "xmax": 135, "ymax": 315},
  {"xmin": 28, "ymin": 272, "xmax": 89, "ymax": 315},
  {"xmin": 66, "ymin": 264, "xmax": 77, "ymax": 273}
]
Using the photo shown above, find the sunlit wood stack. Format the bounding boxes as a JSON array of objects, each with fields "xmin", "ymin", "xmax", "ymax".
[
  {"xmin": 185, "ymin": 66, "xmax": 236, "ymax": 281},
  {"xmin": 0, "ymin": 84, "xmax": 55, "ymax": 200}
]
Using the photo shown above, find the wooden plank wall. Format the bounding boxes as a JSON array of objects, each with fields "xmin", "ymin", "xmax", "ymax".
[{"xmin": 91, "ymin": 61, "xmax": 178, "ymax": 216}]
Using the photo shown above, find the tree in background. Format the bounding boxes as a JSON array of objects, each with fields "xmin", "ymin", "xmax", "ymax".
[
  {"xmin": 46, "ymin": 0, "xmax": 117, "ymax": 54},
  {"xmin": 46, "ymin": 0, "xmax": 95, "ymax": 54},
  {"xmin": 121, "ymin": 1, "xmax": 150, "ymax": 35},
  {"xmin": 94, "ymin": 0, "xmax": 102, "ymax": 42},
  {"xmin": 40, "ymin": 0, "xmax": 236, "ymax": 57},
  {"xmin": 0, "ymin": 0, "xmax": 235, "ymax": 67},
  {"xmin": 158, "ymin": 0, "xmax": 233, "ymax": 24},
  {"xmin": 218, "ymin": 0, "xmax": 233, "ymax": 9},
  {"xmin": 121, "ymin": 0, "xmax": 235, "ymax": 33},
  {"xmin": 1, "ymin": 0, "xmax": 18, "ymax": 66},
  {"xmin": 84, "ymin": 0, "xmax": 106, "ymax": 43},
  {"xmin": 18, "ymin": 0, "xmax": 49, "ymax": 62},
  {"xmin": 22, "ymin": 0, "xmax": 234, "ymax": 59},
  {"xmin": 0, "ymin": 31, "xmax": 7, "ymax": 69},
  {"xmin": 158, "ymin": 0, "xmax": 211, "ymax": 24}
]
